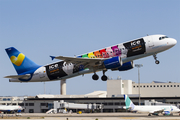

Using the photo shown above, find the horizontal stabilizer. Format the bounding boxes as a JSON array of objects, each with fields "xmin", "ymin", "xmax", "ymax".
[
  {"xmin": 50, "ymin": 56, "xmax": 56, "ymax": 60},
  {"xmin": 4, "ymin": 74, "xmax": 31, "ymax": 79}
]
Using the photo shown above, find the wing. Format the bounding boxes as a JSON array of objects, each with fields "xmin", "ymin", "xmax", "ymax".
[
  {"xmin": 50, "ymin": 56, "xmax": 108, "ymax": 69},
  {"xmin": 149, "ymin": 109, "xmax": 164, "ymax": 114},
  {"xmin": 4, "ymin": 74, "xmax": 31, "ymax": 79}
]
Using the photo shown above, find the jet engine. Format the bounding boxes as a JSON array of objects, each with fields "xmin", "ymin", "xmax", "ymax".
[
  {"xmin": 162, "ymin": 111, "xmax": 171, "ymax": 115},
  {"xmin": 103, "ymin": 56, "xmax": 122, "ymax": 69},
  {"xmin": 118, "ymin": 61, "xmax": 134, "ymax": 71}
]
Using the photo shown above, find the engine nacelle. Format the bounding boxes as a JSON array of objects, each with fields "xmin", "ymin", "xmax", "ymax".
[
  {"xmin": 103, "ymin": 56, "xmax": 122, "ymax": 69},
  {"xmin": 163, "ymin": 111, "xmax": 171, "ymax": 115},
  {"xmin": 118, "ymin": 61, "xmax": 134, "ymax": 71}
]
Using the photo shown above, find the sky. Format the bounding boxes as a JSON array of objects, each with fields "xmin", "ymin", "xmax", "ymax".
[{"xmin": 0, "ymin": 0, "xmax": 180, "ymax": 96}]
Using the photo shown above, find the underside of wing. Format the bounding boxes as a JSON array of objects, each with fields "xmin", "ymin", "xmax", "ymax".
[
  {"xmin": 51, "ymin": 56, "xmax": 106, "ymax": 62},
  {"xmin": 50, "ymin": 56, "xmax": 107, "ymax": 69},
  {"xmin": 4, "ymin": 74, "xmax": 31, "ymax": 79}
]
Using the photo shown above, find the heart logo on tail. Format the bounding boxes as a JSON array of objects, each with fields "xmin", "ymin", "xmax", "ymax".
[{"xmin": 10, "ymin": 53, "xmax": 25, "ymax": 66}]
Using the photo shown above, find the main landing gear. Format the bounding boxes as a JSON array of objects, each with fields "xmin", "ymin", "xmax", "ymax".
[
  {"xmin": 153, "ymin": 54, "xmax": 160, "ymax": 64},
  {"xmin": 92, "ymin": 70, "xmax": 108, "ymax": 81},
  {"xmin": 92, "ymin": 73, "xmax": 99, "ymax": 80}
]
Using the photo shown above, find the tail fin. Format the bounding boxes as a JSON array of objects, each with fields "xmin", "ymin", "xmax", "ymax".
[
  {"xmin": 5, "ymin": 47, "xmax": 41, "ymax": 75},
  {"xmin": 124, "ymin": 94, "xmax": 135, "ymax": 110}
]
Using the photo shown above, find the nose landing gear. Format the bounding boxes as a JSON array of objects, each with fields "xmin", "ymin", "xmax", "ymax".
[{"xmin": 153, "ymin": 54, "xmax": 160, "ymax": 64}]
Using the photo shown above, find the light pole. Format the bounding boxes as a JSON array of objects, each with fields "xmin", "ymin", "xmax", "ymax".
[{"xmin": 135, "ymin": 64, "xmax": 143, "ymax": 105}]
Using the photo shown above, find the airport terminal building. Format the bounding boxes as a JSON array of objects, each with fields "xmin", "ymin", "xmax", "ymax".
[{"xmin": 1, "ymin": 79, "xmax": 180, "ymax": 113}]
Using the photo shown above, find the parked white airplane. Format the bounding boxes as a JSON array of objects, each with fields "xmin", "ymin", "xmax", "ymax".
[
  {"xmin": 123, "ymin": 95, "xmax": 180, "ymax": 116},
  {"xmin": 5, "ymin": 34, "xmax": 177, "ymax": 82},
  {"xmin": 0, "ymin": 105, "xmax": 23, "ymax": 114}
]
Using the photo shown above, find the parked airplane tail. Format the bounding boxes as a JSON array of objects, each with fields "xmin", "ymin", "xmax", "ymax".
[
  {"xmin": 124, "ymin": 94, "xmax": 135, "ymax": 110},
  {"xmin": 5, "ymin": 47, "xmax": 41, "ymax": 75}
]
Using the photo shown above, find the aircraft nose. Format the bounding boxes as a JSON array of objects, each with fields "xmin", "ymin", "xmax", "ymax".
[
  {"xmin": 171, "ymin": 38, "xmax": 177, "ymax": 46},
  {"xmin": 167, "ymin": 38, "xmax": 177, "ymax": 47}
]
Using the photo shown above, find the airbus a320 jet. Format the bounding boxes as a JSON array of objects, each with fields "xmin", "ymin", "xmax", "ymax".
[{"xmin": 5, "ymin": 35, "xmax": 177, "ymax": 82}]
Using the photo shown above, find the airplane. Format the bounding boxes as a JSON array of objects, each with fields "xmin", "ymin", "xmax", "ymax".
[
  {"xmin": 0, "ymin": 105, "xmax": 23, "ymax": 115},
  {"xmin": 123, "ymin": 94, "xmax": 180, "ymax": 116},
  {"xmin": 4, "ymin": 34, "xmax": 177, "ymax": 82}
]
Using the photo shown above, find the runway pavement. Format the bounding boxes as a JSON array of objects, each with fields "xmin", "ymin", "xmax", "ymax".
[{"xmin": 0, "ymin": 113, "xmax": 180, "ymax": 120}]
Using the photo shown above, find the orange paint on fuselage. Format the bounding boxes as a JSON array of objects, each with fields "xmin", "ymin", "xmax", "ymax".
[{"xmin": 94, "ymin": 51, "xmax": 102, "ymax": 58}]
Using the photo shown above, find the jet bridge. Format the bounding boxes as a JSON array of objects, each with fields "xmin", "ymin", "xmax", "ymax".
[{"xmin": 46, "ymin": 100, "xmax": 103, "ymax": 114}]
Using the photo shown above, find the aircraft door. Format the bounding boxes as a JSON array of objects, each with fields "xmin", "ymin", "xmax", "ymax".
[
  {"xmin": 38, "ymin": 67, "xmax": 46, "ymax": 78},
  {"xmin": 147, "ymin": 36, "xmax": 154, "ymax": 48}
]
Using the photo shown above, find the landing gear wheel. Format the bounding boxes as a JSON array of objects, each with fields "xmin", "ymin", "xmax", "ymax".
[
  {"xmin": 155, "ymin": 60, "xmax": 160, "ymax": 64},
  {"xmin": 153, "ymin": 54, "xmax": 160, "ymax": 64},
  {"xmin": 101, "ymin": 75, "xmax": 107, "ymax": 81},
  {"xmin": 92, "ymin": 74, "xmax": 99, "ymax": 80}
]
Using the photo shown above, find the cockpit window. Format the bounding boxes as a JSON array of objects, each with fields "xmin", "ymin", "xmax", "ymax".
[{"xmin": 159, "ymin": 36, "xmax": 168, "ymax": 40}]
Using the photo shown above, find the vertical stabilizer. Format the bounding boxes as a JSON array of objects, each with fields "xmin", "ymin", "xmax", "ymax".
[
  {"xmin": 5, "ymin": 47, "xmax": 41, "ymax": 75},
  {"xmin": 124, "ymin": 94, "xmax": 135, "ymax": 110}
]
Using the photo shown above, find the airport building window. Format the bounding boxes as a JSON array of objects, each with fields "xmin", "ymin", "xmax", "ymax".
[
  {"xmin": 178, "ymin": 85, "xmax": 179, "ymax": 87},
  {"xmin": 103, "ymin": 109, "xmax": 113, "ymax": 113},
  {"xmin": 154, "ymin": 85, "xmax": 156, "ymax": 87},
  {"xmin": 174, "ymin": 85, "xmax": 176, "ymax": 87},
  {"xmin": 147, "ymin": 85, "xmax": 149, "ymax": 87},
  {"xmin": 25, "ymin": 103, "xmax": 28, "ymax": 106},
  {"xmin": 134, "ymin": 102, "xmax": 139, "ymax": 105},
  {"xmin": 121, "ymin": 103, "xmax": 125, "ymax": 105},
  {"xmin": 115, "ymin": 102, "xmax": 120, "ymax": 105},
  {"xmin": 12, "ymin": 103, "xmax": 16, "ymax": 105},
  {"xmin": 115, "ymin": 109, "xmax": 122, "ymax": 112},
  {"xmin": 2, "ymin": 98, "xmax": 11, "ymax": 101},
  {"xmin": 108, "ymin": 103, "xmax": 113, "ymax": 105},
  {"xmin": 41, "ymin": 103, "xmax": 48, "ymax": 106},
  {"xmin": 137, "ymin": 86, "xmax": 138, "ymax": 87},
  {"xmin": 29, "ymin": 109, "xmax": 34, "ymax": 113},
  {"xmin": 150, "ymin": 85, "xmax": 152, "ymax": 87},
  {"xmin": 143, "ymin": 85, "xmax": 145, "ymax": 87},
  {"xmin": 160, "ymin": 85, "xmax": 162, "ymax": 87},
  {"xmin": 171, "ymin": 85, "xmax": 172, "ymax": 87},
  {"xmin": 167, "ymin": 85, "xmax": 169, "ymax": 87},
  {"xmin": 29, "ymin": 103, "xmax": 34, "ymax": 106},
  {"xmin": 157, "ymin": 85, "xmax": 159, "ymax": 87},
  {"xmin": 41, "ymin": 109, "xmax": 49, "ymax": 113},
  {"xmin": 18, "ymin": 103, "xmax": 24, "ymax": 106},
  {"xmin": 140, "ymin": 86, "xmax": 142, "ymax": 87},
  {"xmin": 164, "ymin": 85, "xmax": 166, "ymax": 87},
  {"xmin": 103, "ymin": 103, "xmax": 108, "ymax": 105},
  {"xmin": 133, "ymin": 86, "xmax": 135, "ymax": 88}
]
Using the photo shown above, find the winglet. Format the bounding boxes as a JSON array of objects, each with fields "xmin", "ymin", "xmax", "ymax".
[{"xmin": 50, "ymin": 56, "xmax": 56, "ymax": 60}]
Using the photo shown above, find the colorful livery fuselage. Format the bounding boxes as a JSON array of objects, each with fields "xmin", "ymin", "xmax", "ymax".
[{"xmin": 5, "ymin": 35, "xmax": 177, "ymax": 82}]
